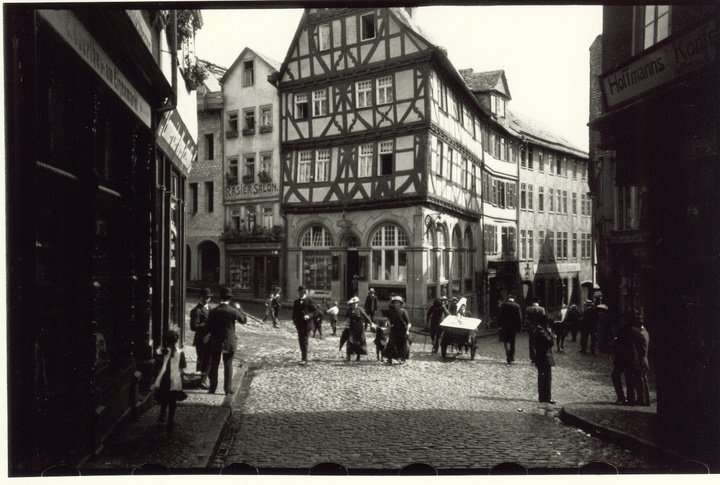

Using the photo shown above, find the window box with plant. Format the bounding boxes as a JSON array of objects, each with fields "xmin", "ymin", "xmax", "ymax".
[
  {"xmin": 226, "ymin": 173, "xmax": 239, "ymax": 186},
  {"xmin": 182, "ymin": 56, "xmax": 207, "ymax": 90},
  {"xmin": 242, "ymin": 127, "xmax": 255, "ymax": 136},
  {"xmin": 258, "ymin": 170, "xmax": 272, "ymax": 183},
  {"xmin": 259, "ymin": 124, "xmax": 273, "ymax": 134},
  {"xmin": 242, "ymin": 174, "xmax": 255, "ymax": 184},
  {"xmin": 226, "ymin": 130, "xmax": 238, "ymax": 138}
]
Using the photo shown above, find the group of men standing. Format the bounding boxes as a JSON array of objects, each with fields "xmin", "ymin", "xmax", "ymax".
[{"xmin": 189, "ymin": 287, "xmax": 247, "ymax": 395}]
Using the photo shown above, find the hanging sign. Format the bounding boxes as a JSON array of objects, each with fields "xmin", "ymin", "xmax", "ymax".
[
  {"xmin": 38, "ymin": 9, "xmax": 152, "ymax": 128},
  {"xmin": 157, "ymin": 109, "xmax": 198, "ymax": 174}
]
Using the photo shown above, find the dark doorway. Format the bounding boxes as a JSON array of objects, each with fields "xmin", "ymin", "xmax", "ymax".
[
  {"xmin": 489, "ymin": 277, "xmax": 500, "ymax": 320},
  {"xmin": 198, "ymin": 241, "xmax": 220, "ymax": 283},
  {"xmin": 346, "ymin": 250, "xmax": 359, "ymax": 299},
  {"xmin": 254, "ymin": 257, "xmax": 266, "ymax": 299}
]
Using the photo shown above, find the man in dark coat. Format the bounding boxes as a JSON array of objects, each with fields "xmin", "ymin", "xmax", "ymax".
[
  {"xmin": 426, "ymin": 298, "xmax": 449, "ymax": 354},
  {"xmin": 207, "ymin": 287, "xmax": 247, "ymax": 395},
  {"xmin": 611, "ymin": 313, "xmax": 638, "ymax": 405},
  {"xmin": 630, "ymin": 310, "xmax": 651, "ymax": 406},
  {"xmin": 497, "ymin": 294, "xmax": 523, "ymax": 364},
  {"xmin": 524, "ymin": 297, "xmax": 546, "ymax": 363},
  {"xmin": 565, "ymin": 304, "xmax": 582, "ymax": 342},
  {"xmin": 292, "ymin": 285, "xmax": 322, "ymax": 365},
  {"xmin": 580, "ymin": 299, "xmax": 598, "ymax": 354},
  {"xmin": 190, "ymin": 288, "xmax": 212, "ymax": 388},
  {"xmin": 530, "ymin": 319, "xmax": 556, "ymax": 403},
  {"xmin": 364, "ymin": 288, "xmax": 378, "ymax": 330}
]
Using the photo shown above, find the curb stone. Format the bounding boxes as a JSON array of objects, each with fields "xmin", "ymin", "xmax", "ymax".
[{"xmin": 205, "ymin": 363, "xmax": 247, "ymax": 468}]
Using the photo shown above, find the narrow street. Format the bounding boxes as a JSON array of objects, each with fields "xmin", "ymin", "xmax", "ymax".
[{"xmin": 207, "ymin": 303, "xmax": 660, "ymax": 470}]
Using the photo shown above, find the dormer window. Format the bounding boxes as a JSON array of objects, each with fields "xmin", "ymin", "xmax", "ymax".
[
  {"xmin": 490, "ymin": 95, "xmax": 506, "ymax": 118},
  {"xmin": 243, "ymin": 60, "xmax": 254, "ymax": 86},
  {"xmin": 361, "ymin": 13, "xmax": 376, "ymax": 40}
]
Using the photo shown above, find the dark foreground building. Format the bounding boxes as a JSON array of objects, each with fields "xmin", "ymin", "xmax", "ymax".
[
  {"xmin": 5, "ymin": 7, "xmax": 199, "ymax": 474},
  {"xmin": 588, "ymin": 5, "xmax": 719, "ymax": 466}
]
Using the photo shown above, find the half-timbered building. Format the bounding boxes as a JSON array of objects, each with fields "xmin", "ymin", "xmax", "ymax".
[{"xmin": 276, "ymin": 7, "xmax": 520, "ymax": 322}]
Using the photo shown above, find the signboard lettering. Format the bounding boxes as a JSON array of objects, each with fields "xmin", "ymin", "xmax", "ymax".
[
  {"xmin": 602, "ymin": 17, "xmax": 717, "ymax": 109},
  {"xmin": 157, "ymin": 110, "xmax": 198, "ymax": 174},
  {"xmin": 226, "ymin": 183, "xmax": 279, "ymax": 198},
  {"xmin": 126, "ymin": 10, "xmax": 152, "ymax": 53},
  {"xmin": 38, "ymin": 10, "xmax": 151, "ymax": 128}
]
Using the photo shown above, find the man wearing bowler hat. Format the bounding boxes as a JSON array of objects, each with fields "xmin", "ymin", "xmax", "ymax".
[
  {"xmin": 207, "ymin": 287, "xmax": 247, "ymax": 394},
  {"xmin": 292, "ymin": 285, "xmax": 322, "ymax": 365},
  {"xmin": 190, "ymin": 288, "xmax": 212, "ymax": 388},
  {"xmin": 364, "ymin": 288, "xmax": 378, "ymax": 330}
]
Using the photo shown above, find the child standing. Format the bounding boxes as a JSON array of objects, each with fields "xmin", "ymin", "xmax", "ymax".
[
  {"xmin": 325, "ymin": 299, "xmax": 339, "ymax": 336},
  {"xmin": 152, "ymin": 328, "xmax": 188, "ymax": 433},
  {"xmin": 263, "ymin": 287, "xmax": 281, "ymax": 328}
]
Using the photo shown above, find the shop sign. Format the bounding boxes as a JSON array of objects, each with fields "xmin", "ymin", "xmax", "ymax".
[
  {"xmin": 126, "ymin": 10, "xmax": 152, "ymax": 54},
  {"xmin": 38, "ymin": 10, "xmax": 151, "ymax": 128},
  {"xmin": 601, "ymin": 17, "xmax": 718, "ymax": 109},
  {"xmin": 226, "ymin": 183, "xmax": 279, "ymax": 199},
  {"xmin": 157, "ymin": 109, "xmax": 197, "ymax": 174}
]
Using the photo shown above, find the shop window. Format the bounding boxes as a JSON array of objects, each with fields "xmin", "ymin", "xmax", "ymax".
[
  {"xmin": 371, "ymin": 224, "xmax": 408, "ymax": 282},
  {"xmin": 300, "ymin": 225, "xmax": 333, "ymax": 292},
  {"xmin": 361, "ymin": 13, "xmax": 376, "ymax": 40},
  {"xmin": 230, "ymin": 257, "xmax": 252, "ymax": 290}
]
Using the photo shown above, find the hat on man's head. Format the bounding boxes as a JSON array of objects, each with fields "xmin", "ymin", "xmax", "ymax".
[
  {"xmin": 347, "ymin": 296, "xmax": 360, "ymax": 304},
  {"xmin": 441, "ymin": 295, "xmax": 448, "ymax": 300},
  {"xmin": 200, "ymin": 288, "xmax": 212, "ymax": 298},
  {"xmin": 368, "ymin": 288, "xmax": 375, "ymax": 293},
  {"xmin": 298, "ymin": 285, "xmax": 306, "ymax": 292},
  {"xmin": 451, "ymin": 297, "xmax": 458, "ymax": 301},
  {"xmin": 390, "ymin": 295, "xmax": 405, "ymax": 304},
  {"xmin": 220, "ymin": 287, "xmax": 233, "ymax": 300}
]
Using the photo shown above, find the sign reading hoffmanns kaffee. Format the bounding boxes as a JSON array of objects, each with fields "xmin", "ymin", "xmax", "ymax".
[{"xmin": 602, "ymin": 17, "xmax": 717, "ymax": 109}]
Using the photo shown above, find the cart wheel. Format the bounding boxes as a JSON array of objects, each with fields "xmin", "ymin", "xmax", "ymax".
[{"xmin": 441, "ymin": 343, "xmax": 448, "ymax": 358}]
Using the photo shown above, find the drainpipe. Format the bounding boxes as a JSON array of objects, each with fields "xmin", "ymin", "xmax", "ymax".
[{"xmin": 157, "ymin": 10, "xmax": 178, "ymax": 114}]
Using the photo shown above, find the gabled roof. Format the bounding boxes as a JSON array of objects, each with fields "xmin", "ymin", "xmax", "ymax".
[
  {"xmin": 507, "ymin": 109, "xmax": 588, "ymax": 158},
  {"xmin": 220, "ymin": 47, "xmax": 281, "ymax": 85},
  {"xmin": 458, "ymin": 69, "xmax": 511, "ymax": 99}
]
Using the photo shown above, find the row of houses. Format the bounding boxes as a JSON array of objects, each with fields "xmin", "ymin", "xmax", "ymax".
[{"xmin": 186, "ymin": 7, "xmax": 593, "ymax": 324}]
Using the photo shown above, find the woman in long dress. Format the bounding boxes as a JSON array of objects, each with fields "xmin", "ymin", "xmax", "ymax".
[
  {"xmin": 383, "ymin": 296, "xmax": 412, "ymax": 365},
  {"xmin": 341, "ymin": 296, "xmax": 370, "ymax": 361}
]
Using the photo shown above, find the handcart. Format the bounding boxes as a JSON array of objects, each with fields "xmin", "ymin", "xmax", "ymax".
[{"xmin": 438, "ymin": 315, "xmax": 482, "ymax": 359}]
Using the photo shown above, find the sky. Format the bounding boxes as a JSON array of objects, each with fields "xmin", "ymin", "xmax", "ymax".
[{"xmin": 195, "ymin": 6, "xmax": 602, "ymax": 151}]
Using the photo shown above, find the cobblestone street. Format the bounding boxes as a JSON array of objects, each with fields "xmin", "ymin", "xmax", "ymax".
[{"xmin": 208, "ymin": 305, "xmax": 661, "ymax": 471}]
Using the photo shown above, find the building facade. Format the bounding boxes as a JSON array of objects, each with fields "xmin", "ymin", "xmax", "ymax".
[
  {"xmin": 187, "ymin": 60, "xmax": 227, "ymax": 286},
  {"xmin": 588, "ymin": 5, "xmax": 719, "ymax": 464},
  {"xmin": 221, "ymin": 48, "xmax": 284, "ymax": 299},
  {"xmin": 6, "ymin": 8, "xmax": 199, "ymax": 473}
]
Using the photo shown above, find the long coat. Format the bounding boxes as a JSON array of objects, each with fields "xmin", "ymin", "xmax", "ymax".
[
  {"xmin": 497, "ymin": 300, "xmax": 522, "ymax": 341},
  {"xmin": 530, "ymin": 326, "xmax": 556, "ymax": 367},
  {"xmin": 292, "ymin": 297, "xmax": 322, "ymax": 330},
  {"xmin": 524, "ymin": 304, "xmax": 547, "ymax": 331},
  {"xmin": 383, "ymin": 307, "xmax": 411, "ymax": 360},
  {"xmin": 190, "ymin": 303, "xmax": 210, "ymax": 347},
  {"xmin": 207, "ymin": 303, "xmax": 247, "ymax": 353}
]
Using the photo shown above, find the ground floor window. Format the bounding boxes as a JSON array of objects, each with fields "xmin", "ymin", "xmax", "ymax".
[
  {"xmin": 303, "ymin": 251, "xmax": 332, "ymax": 291},
  {"xmin": 229, "ymin": 257, "xmax": 252, "ymax": 290}
]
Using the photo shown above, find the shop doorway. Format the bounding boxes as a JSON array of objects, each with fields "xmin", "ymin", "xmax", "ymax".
[
  {"xmin": 346, "ymin": 250, "xmax": 359, "ymax": 299},
  {"xmin": 198, "ymin": 241, "xmax": 220, "ymax": 283},
  {"xmin": 254, "ymin": 257, "xmax": 266, "ymax": 298}
]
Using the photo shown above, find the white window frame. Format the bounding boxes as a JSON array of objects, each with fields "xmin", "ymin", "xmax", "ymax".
[
  {"xmin": 312, "ymin": 89, "xmax": 328, "ymax": 117},
  {"xmin": 315, "ymin": 148, "xmax": 330, "ymax": 182},
  {"xmin": 297, "ymin": 150, "xmax": 312, "ymax": 183},
  {"xmin": 361, "ymin": 12, "xmax": 376, "ymax": 41},
  {"xmin": 359, "ymin": 144, "xmax": 373, "ymax": 178},
  {"xmin": 371, "ymin": 225, "xmax": 408, "ymax": 282},
  {"xmin": 376, "ymin": 76, "xmax": 393, "ymax": 105},
  {"xmin": 379, "ymin": 141, "xmax": 394, "ymax": 176},
  {"xmin": 356, "ymin": 80, "xmax": 373, "ymax": 108},
  {"xmin": 263, "ymin": 207, "xmax": 273, "ymax": 229},
  {"xmin": 294, "ymin": 93, "xmax": 308, "ymax": 120},
  {"xmin": 318, "ymin": 23, "xmax": 331, "ymax": 51}
]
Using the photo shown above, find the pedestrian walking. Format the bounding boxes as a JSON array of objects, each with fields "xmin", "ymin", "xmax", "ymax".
[
  {"xmin": 497, "ymin": 294, "xmax": 522, "ymax": 364},
  {"xmin": 207, "ymin": 287, "xmax": 247, "ymax": 395},
  {"xmin": 566, "ymin": 303, "xmax": 582, "ymax": 342},
  {"xmin": 189, "ymin": 287, "xmax": 212, "ymax": 389},
  {"xmin": 524, "ymin": 297, "xmax": 546, "ymax": 364},
  {"xmin": 611, "ymin": 313, "xmax": 639, "ymax": 405},
  {"xmin": 631, "ymin": 310, "xmax": 651, "ymax": 406},
  {"xmin": 263, "ymin": 286, "xmax": 281, "ymax": 328},
  {"xmin": 580, "ymin": 299, "xmax": 599, "ymax": 355},
  {"xmin": 552, "ymin": 303, "xmax": 569, "ymax": 352},
  {"xmin": 324, "ymin": 299, "xmax": 339, "ymax": 336},
  {"xmin": 292, "ymin": 285, "xmax": 322, "ymax": 365},
  {"xmin": 341, "ymin": 296, "xmax": 370, "ymax": 361},
  {"xmin": 152, "ymin": 328, "xmax": 188, "ymax": 433},
  {"xmin": 312, "ymin": 306, "xmax": 324, "ymax": 339},
  {"xmin": 530, "ymin": 318, "xmax": 556, "ymax": 404},
  {"xmin": 371, "ymin": 319, "xmax": 388, "ymax": 360},
  {"xmin": 383, "ymin": 296, "xmax": 412, "ymax": 365},
  {"xmin": 364, "ymin": 288, "xmax": 378, "ymax": 330},
  {"xmin": 426, "ymin": 298, "xmax": 449, "ymax": 354}
]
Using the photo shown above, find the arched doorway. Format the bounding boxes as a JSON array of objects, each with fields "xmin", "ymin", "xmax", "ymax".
[{"xmin": 198, "ymin": 240, "xmax": 220, "ymax": 283}]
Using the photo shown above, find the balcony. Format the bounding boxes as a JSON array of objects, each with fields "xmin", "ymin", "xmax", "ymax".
[
  {"xmin": 226, "ymin": 130, "xmax": 238, "ymax": 139},
  {"xmin": 242, "ymin": 127, "xmax": 255, "ymax": 136},
  {"xmin": 259, "ymin": 124, "xmax": 273, "ymax": 134},
  {"xmin": 198, "ymin": 94, "xmax": 223, "ymax": 111},
  {"xmin": 221, "ymin": 225, "xmax": 285, "ymax": 243}
]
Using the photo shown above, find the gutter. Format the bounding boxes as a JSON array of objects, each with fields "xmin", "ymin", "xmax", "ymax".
[{"xmin": 157, "ymin": 10, "xmax": 178, "ymax": 114}]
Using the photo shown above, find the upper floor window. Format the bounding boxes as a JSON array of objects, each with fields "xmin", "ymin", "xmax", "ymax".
[
  {"xmin": 227, "ymin": 111, "xmax": 238, "ymax": 136},
  {"xmin": 243, "ymin": 108, "xmax": 255, "ymax": 131},
  {"xmin": 243, "ymin": 60, "xmax": 254, "ymax": 86},
  {"xmin": 298, "ymin": 151, "xmax": 312, "ymax": 183},
  {"xmin": 294, "ymin": 93, "xmax": 308, "ymax": 120},
  {"xmin": 260, "ymin": 152, "xmax": 272, "ymax": 175},
  {"xmin": 379, "ymin": 141, "xmax": 394, "ymax": 176},
  {"xmin": 318, "ymin": 23, "xmax": 331, "ymax": 51},
  {"xmin": 204, "ymin": 133, "xmax": 214, "ymax": 160},
  {"xmin": 377, "ymin": 76, "xmax": 393, "ymax": 105},
  {"xmin": 356, "ymin": 80, "xmax": 373, "ymax": 108},
  {"xmin": 228, "ymin": 157, "xmax": 239, "ymax": 179},
  {"xmin": 490, "ymin": 95, "xmax": 505, "ymax": 118},
  {"xmin": 189, "ymin": 183, "xmax": 198, "ymax": 214},
  {"xmin": 643, "ymin": 5, "xmax": 670, "ymax": 50},
  {"xmin": 538, "ymin": 151, "xmax": 545, "ymax": 173},
  {"xmin": 260, "ymin": 105, "xmax": 272, "ymax": 128},
  {"xmin": 359, "ymin": 143, "xmax": 373, "ymax": 178},
  {"xmin": 316, "ymin": 148, "xmax": 330, "ymax": 182},
  {"xmin": 244, "ymin": 155, "xmax": 255, "ymax": 179},
  {"xmin": 361, "ymin": 13, "xmax": 376, "ymax": 41},
  {"xmin": 313, "ymin": 89, "xmax": 328, "ymax": 116}
]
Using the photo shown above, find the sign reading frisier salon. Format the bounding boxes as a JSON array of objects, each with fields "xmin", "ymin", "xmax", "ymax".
[{"xmin": 601, "ymin": 17, "xmax": 717, "ymax": 109}]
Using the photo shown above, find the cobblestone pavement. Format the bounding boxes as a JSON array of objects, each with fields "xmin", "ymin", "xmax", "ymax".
[{"xmin": 202, "ymin": 305, "xmax": 661, "ymax": 471}]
